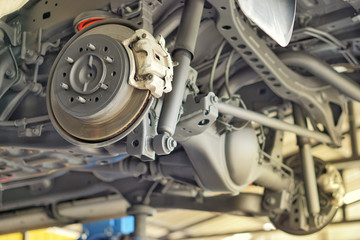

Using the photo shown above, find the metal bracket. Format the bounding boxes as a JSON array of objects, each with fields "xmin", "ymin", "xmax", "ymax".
[
  {"xmin": 208, "ymin": 0, "xmax": 346, "ymax": 146},
  {"xmin": 289, "ymin": 185, "xmax": 311, "ymax": 231},
  {"xmin": 263, "ymin": 103, "xmax": 289, "ymax": 162},
  {"xmin": 0, "ymin": 20, "xmax": 21, "ymax": 46},
  {"xmin": 18, "ymin": 124, "xmax": 43, "ymax": 138},
  {"xmin": 263, "ymin": 189, "xmax": 292, "ymax": 215},
  {"xmin": 0, "ymin": 47, "xmax": 24, "ymax": 99},
  {"xmin": 184, "ymin": 67, "xmax": 199, "ymax": 97},
  {"xmin": 118, "ymin": 0, "xmax": 153, "ymax": 32},
  {"xmin": 175, "ymin": 92, "xmax": 219, "ymax": 139},
  {"xmin": 126, "ymin": 109, "xmax": 157, "ymax": 161}
]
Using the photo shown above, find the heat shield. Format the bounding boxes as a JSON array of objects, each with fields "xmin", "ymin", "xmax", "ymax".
[{"xmin": 237, "ymin": 0, "xmax": 297, "ymax": 47}]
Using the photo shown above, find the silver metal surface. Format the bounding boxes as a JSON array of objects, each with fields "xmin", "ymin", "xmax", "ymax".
[
  {"xmin": 174, "ymin": 93, "xmax": 219, "ymax": 140},
  {"xmin": 224, "ymin": 126, "xmax": 260, "ymax": 187},
  {"xmin": 280, "ymin": 52, "xmax": 360, "ymax": 101},
  {"xmin": 237, "ymin": 0, "xmax": 297, "ymax": 47},
  {"xmin": 217, "ymin": 102, "xmax": 332, "ymax": 144},
  {"xmin": 180, "ymin": 125, "xmax": 258, "ymax": 192},
  {"xmin": 208, "ymin": 0, "xmax": 346, "ymax": 146}
]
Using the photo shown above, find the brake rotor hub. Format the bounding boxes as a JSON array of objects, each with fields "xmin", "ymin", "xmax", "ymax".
[
  {"xmin": 47, "ymin": 23, "xmax": 151, "ymax": 145},
  {"xmin": 55, "ymin": 34, "xmax": 131, "ymax": 121}
]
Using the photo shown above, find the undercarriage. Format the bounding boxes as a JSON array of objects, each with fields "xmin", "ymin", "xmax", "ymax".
[{"xmin": 0, "ymin": 0, "xmax": 358, "ymax": 238}]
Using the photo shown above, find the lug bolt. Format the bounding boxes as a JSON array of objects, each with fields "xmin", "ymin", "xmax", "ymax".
[
  {"xmin": 60, "ymin": 82, "xmax": 69, "ymax": 90},
  {"xmin": 104, "ymin": 56, "xmax": 113, "ymax": 63},
  {"xmin": 65, "ymin": 56, "xmax": 74, "ymax": 64},
  {"xmin": 87, "ymin": 43, "xmax": 96, "ymax": 51},
  {"xmin": 100, "ymin": 83, "xmax": 108, "ymax": 90},
  {"xmin": 76, "ymin": 96, "xmax": 86, "ymax": 104}
]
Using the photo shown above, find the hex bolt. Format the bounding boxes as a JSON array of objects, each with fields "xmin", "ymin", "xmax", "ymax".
[
  {"xmin": 65, "ymin": 56, "xmax": 74, "ymax": 64},
  {"xmin": 61, "ymin": 82, "xmax": 69, "ymax": 90},
  {"xmin": 170, "ymin": 138, "xmax": 177, "ymax": 148},
  {"xmin": 26, "ymin": 49, "xmax": 35, "ymax": 57},
  {"xmin": 104, "ymin": 56, "xmax": 113, "ymax": 63},
  {"xmin": 76, "ymin": 96, "xmax": 86, "ymax": 104},
  {"xmin": 167, "ymin": 137, "xmax": 177, "ymax": 151},
  {"xmin": 5, "ymin": 69, "xmax": 15, "ymax": 79},
  {"xmin": 153, "ymin": 134, "xmax": 176, "ymax": 155},
  {"xmin": 265, "ymin": 196, "xmax": 276, "ymax": 206},
  {"xmin": 100, "ymin": 83, "xmax": 108, "ymax": 90},
  {"xmin": 210, "ymin": 95, "xmax": 218, "ymax": 104},
  {"xmin": 87, "ymin": 43, "xmax": 96, "ymax": 51},
  {"xmin": 135, "ymin": 195, "xmax": 143, "ymax": 203},
  {"xmin": 320, "ymin": 198, "xmax": 328, "ymax": 206}
]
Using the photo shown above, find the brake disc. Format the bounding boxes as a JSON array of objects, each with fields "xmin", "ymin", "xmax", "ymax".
[
  {"xmin": 270, "ymin": 157, "xmax": 344, "ymax": 235},
  {"xmin": 47, "ymin": 22, "xmax": 151, "ymax": 146}
]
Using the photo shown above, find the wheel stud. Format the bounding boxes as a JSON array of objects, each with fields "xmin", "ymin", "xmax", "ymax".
[
  {"xmin": 65, "ymin": 56, "xmax": 74, "ymax": 64},
  {"xmin": 76, "ymin": 96, "xmax": 86, "ymax": 104},
  {"xmin": 87, "ymin": 43, "xmax": 96, "ymax": 51},
  {"xmin": 61, "ymin": 82, "xmax": 69, "ymax": 90},
  {"xmin": 104, "ymin": 56, "xmax": 113, "ymax": 63},
  {"xmin": 100, "ymin": 83, "xmax": 108, "ymax": 90}
]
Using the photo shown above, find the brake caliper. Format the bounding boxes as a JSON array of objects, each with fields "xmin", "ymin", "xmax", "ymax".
[{"xmin": 123, "ymin": 29, "xmax": 174, "ymax": 98}]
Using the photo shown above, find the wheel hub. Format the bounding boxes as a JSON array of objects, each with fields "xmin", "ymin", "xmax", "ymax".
[
  {"xmin": 47, "ymin": 23, "xmax": 151, "ymax": 145},
  {"xmin": 69, "ymin": 53, "xmax": 105, "ymax": 95}
]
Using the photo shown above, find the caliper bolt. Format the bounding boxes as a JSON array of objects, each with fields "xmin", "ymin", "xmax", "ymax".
[
  {"xmin": 87, "ymin": 43, "xmax": 96, "ymax": 51},
  {"xmin": 104, "ymin": 56, "xmax": 113, "ymax": 63},
  {"xmin": 76, "ymin": 96, "xmax": 86, "ymax": 104},
  {"xmin": 60, "ymin": 82, "xmax": 69, "ymax": 90},
  {"xmin": 100, "ymin": 83, "xmax": 108, "ymax": 90},
  {"xmin": 65, "ymin": 56, "xmax": 74, "ymax": 64}
]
